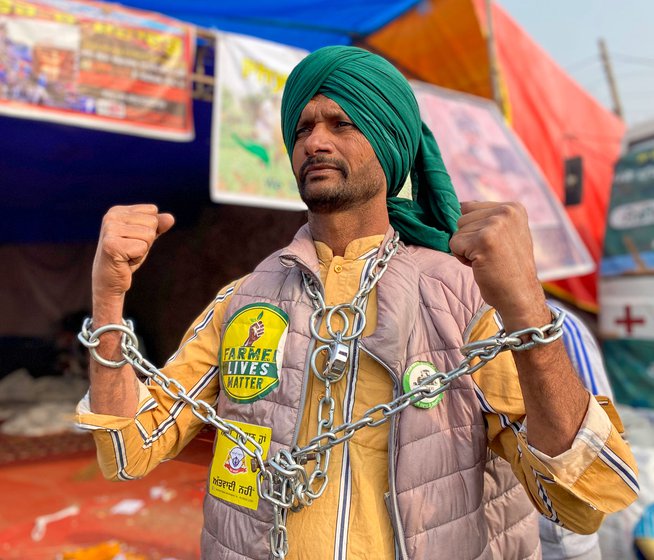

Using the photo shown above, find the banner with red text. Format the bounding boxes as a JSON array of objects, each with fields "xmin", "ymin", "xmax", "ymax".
[
  {"xmin": 211, "ymin": 31, "xmax": 307, "ymax": 209},
  {"xmin": 0, "ymin": 0, "xmax": 195, "ymax": 140}
]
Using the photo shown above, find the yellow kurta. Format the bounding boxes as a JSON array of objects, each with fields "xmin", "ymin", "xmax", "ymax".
[{"xmin": 285, "ymin": 235, "xmax": 395, "ymax": 559}]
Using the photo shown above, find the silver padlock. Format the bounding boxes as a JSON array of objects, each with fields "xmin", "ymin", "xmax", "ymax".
[{"xmin": 326, "ymin": 341, "xmax": 349, "ymax": 380}]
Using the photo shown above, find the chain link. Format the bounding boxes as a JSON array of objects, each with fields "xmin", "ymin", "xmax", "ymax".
[
  {"xmin": 264, "ymin": 233, "xmax": 402, "ymax": 553},
  {"xmin": 79, "ymin": 240, "xmax": 565, "ymax": 559}
]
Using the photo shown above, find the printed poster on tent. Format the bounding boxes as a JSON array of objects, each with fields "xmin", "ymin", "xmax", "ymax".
[
  {"xmin": 411, "ymin": 82, "xmax": 594, "ymax": 283},
  {"xmin": 211, "ymin": 32, "xmax": 307, "ymax": 209},
  {"xmin": 0, "ymin": 0, "xmax": 195, "ymax": 140}
]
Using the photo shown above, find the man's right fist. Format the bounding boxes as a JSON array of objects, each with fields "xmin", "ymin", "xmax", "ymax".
[{"xmin": 92, "ymin": 204, "xmax": 175, "ymax": 298}]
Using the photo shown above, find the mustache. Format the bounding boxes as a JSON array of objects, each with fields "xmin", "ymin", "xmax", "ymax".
[{"xmin": 300, "ymin": 156, "xmax": 348, "ymax": 181}]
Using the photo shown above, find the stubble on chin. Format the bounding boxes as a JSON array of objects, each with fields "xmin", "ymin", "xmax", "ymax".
[
  {"xmin": 299, "ymin": 177, "xmax": 384, "ymax": 215},
  {"xmin": 298, "ymin": 178, "xmax": 350, "ymax": 214}
]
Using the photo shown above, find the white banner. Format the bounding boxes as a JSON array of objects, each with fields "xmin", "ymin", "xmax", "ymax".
[
  {"xmin": 412, "ymin": 82, "xmax": 594, "ymax": 283},
  {"xmin": 211, "ymin": 31, "xmax": 307, "ymax": 209},
  {"xmin": 600, "ymin": 276, "xmax": 654, "ymax": 340}
]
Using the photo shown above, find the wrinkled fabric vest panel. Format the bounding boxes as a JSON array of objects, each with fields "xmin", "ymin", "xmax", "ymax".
[
  {"xmin": 484, "ymin": 451, "xmax": 541, "ymax": 559},
  {"xmin": 200, "ymin": 226, "xmax": 540, "ymax": 560}
]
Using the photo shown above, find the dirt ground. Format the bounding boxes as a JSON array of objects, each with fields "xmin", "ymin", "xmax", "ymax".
[{"xmin": 0, "ymin": 430, "xmax": 213, "ymax": 560}]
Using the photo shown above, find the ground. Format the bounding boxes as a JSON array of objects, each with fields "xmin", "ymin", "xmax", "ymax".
[{"xmin": 0, "ymin": 429, "xmax": 213, "ymax": 560}]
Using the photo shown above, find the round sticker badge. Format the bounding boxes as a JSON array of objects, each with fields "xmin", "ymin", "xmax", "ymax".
[
  {"xmin": 220, "ymin": 303, "xmax": 289, "ymax": 404},
  {"xmin": 402, "ymin": 361, "xmax": 444, "ymax": 409}
]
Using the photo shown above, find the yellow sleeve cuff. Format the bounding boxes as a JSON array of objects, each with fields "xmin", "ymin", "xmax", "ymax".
[{"xmin": 521, "ymin": 396, "xmax": 612, "ymax": 486}]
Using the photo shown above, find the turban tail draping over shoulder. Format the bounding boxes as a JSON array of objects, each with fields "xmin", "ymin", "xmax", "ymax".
[{"xmin": 280, "ymin": 45, "xmax": 461, "ymax": 253}]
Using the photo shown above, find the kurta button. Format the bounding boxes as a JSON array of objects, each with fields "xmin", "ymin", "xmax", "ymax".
[{"xmin": 334, "ymin": 264, "xmax": 343, "ymax": 273}]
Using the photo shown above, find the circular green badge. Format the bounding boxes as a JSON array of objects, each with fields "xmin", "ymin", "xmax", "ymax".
[{"xmin": 402, "ymin": 361, "xmax": 444, "ymax": 409}]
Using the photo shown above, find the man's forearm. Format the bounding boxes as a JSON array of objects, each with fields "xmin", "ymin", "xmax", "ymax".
[
  {"xmin": 88, "ymin": 293, "xmax": 140, "ymax": 417},
  {"xmin": 505, "ymin": 303, "xmax": 590, "ymax": 456}
]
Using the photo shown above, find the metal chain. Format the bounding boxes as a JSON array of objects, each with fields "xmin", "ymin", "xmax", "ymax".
[
  {"xmin": 274, "ymin": 233, "xmax": 402, "ymax": 528},
  {"xmin": 79, "ymin": 250, "xmax": 565, "ymax": 559}
]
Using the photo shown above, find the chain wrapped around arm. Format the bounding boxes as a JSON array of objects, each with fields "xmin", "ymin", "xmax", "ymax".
[{"xmin": 79, "ymin": 292, "xmax": 565, "ymax": 559}]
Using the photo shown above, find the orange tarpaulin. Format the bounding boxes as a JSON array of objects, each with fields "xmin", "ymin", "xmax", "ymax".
[{"xmin": 361, "ymin": 0, "xmax": 624, "ymax": 311}]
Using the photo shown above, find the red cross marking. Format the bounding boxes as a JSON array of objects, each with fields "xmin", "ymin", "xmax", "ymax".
[{"xmin": 615, "ymin": 305, "xmax": 646, "ymax": 335}]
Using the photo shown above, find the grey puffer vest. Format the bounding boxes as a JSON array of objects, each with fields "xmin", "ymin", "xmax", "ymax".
[{"xmin": 201, "ymin": 225, "xmax": 540, "ymax": 559}]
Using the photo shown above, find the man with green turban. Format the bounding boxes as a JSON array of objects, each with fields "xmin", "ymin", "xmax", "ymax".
[
  {"xmin": 281, "ymin": 45, "xmax": 461, "ymax": 254},
  {"xmin": 79, "ymin": 46, "xmax": 637, "ymax": 560}
]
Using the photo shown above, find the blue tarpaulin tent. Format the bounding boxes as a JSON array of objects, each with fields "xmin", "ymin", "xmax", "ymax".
[
  {"xmin": 0, "ymin": 0, "xmax": 422, "ymax": 243},
  {"xmin": 118, "ymin": 0, "xmax": 422, "ymax": 48}
]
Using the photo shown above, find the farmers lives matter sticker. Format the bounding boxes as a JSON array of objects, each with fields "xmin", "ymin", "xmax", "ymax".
[{"xmin": 220, "ymin": 303, "xmax": 289, "ymax": 404}]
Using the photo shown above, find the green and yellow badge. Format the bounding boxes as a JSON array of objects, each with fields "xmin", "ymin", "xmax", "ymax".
[
  {"xmin": 220, "ymin": 303, "xmax": 289, "ymax": 404},
  {"xmin": 402, "ymin": 361, "xmax": 444, "ymax": 409}
]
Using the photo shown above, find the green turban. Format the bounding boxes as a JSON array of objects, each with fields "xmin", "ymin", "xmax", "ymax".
[{"xmin": 281, "ymin": 45, "xmax": 461, "ymax": 253}]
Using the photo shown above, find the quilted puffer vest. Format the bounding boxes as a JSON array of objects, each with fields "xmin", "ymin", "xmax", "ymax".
[{"xmin": 200, "ymin": 225, "xmax": 540, "ymax": 559}]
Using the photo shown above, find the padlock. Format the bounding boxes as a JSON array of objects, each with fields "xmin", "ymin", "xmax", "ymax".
[{"xmin": 325, "ymin": 341, "xmax": 349, "ymax": 380}]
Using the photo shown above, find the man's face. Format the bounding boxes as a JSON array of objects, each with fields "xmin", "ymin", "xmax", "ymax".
[{"xmin": 291, "ymin": 95, "xmax": 386, "ymax": 214}]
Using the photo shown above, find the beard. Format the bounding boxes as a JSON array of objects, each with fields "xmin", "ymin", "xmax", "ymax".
[{"xmin": 298, "ymin": 156, "xmax": 384, "ymax": 214}]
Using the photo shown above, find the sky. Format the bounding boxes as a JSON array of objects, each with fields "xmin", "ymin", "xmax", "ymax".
[{"xmin": 498, "ymin": 0, "xmax": 654, "ymax": 128}]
